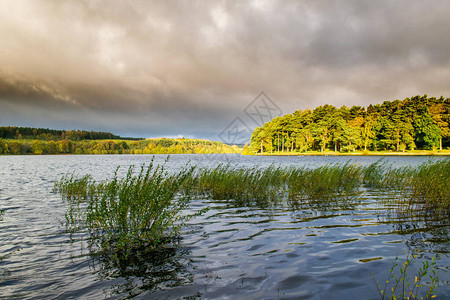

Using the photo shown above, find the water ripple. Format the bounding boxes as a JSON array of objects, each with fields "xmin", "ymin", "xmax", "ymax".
[{"xmin": 0, "ymin": 155, "xmax": 448, "ymax": 299}]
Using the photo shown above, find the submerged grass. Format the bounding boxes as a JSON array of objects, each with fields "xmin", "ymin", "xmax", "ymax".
[
  {"xmin": 287, "ymin": 162, "xmax": 362, "ymax": 203},
  {"xmin": 408, "ymin": 159, "xmax": 450, "ymax": 216},
  {"xmin": 56, "ymin": 158, "xmax": 201, "ymax": 255},
  {"xmin": 371, "ymin": 252, "xmax": 440, "ymax": 300},
  {"xmin": 193, "ymin": 164, "xmax": 286, "ymax": 206},
  {"xmin": 56, "ymin": 157, "xmax": 449, "ymax": 254},
  {"xmin": 361, "ymin": 159, "xmax": 449, "ymax": 217},
  {"xmin": 192, "ymin": 162, "xmax": 364, "ymax": 207}
]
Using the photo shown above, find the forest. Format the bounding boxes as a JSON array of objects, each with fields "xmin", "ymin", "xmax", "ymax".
[
  {"xmin": 249, "ymin": 95, "xmax": 449, "ymax": 154},
  {"xmin": 0, "ymin": 126, "xmax": 141, "ymax": 141},
  {"xmin": 0, "ymin": 127, "xmax": 239, "ymax": 155}
]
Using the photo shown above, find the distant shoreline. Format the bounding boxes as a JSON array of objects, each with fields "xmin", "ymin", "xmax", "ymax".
[{"xmin": 249, "ymin": 150, "xmax": 450, "ymax": 156}]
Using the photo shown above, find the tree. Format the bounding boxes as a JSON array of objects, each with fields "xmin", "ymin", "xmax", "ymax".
[
  {"xmin": 247, "ymin": 95, "xmax": 448, "ymax": 153},
  {"xmin": 341, "ymin": 125, "xmax": 362, "ymax": 152},
  {"xmin": 429, "ymin": 100, "xmax": 450, "ymax": 150},
  {"xmin": 32, "ymin": 140, "xmax": 44, "ymax": 155},
  {"xmin": 47, "ymin": 141, "xmax": 58, "ymax": 154},
  {"xmin": 414, "ymin": 113, "xmax": 441, "ymax": 149},
  {"xmin": 362, "ymin": 115, "xmax": 376, "ymax": 151},
  {"xmin": 9, "ymin": 142, "xmax": 24, "ymax": 154},
  {"xmin": 0, "ymin": 139, "xmax": 8, "ymax": 154}
]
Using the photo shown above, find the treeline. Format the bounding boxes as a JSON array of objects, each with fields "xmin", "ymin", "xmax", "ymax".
[
  {"xmin": 0, "ymin": 126, "xmax": 142, "ymax": 141},
  {"xmin": 0, "ymin": 138, "xmax": 240, "ymax": 155},
  {"xmin": 250, "ymin": 95, "xmax": 449, "ymax": 153}
]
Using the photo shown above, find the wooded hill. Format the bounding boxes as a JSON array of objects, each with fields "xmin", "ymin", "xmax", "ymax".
[
  {"xmin": 0, "ymin": 135, "xmax": 241, "ymax": 155},
  {"xmin": 0, "ymin": 126, "xmax": 141, "ymax": 141},
  {"xmin": 249, "ymin": 95, "xmax": 449, "ymax": 153},
  {"xmin": 0, "ymin": 127, "xmax": 240, "ymax": 155},
  {"xmin": 0, "ymin": 137, "xmax": 240, "ymax": 155}
]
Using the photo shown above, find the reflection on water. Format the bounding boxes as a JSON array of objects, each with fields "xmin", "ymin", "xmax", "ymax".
[
  {"xmin": 0, "ymin": 154, "xmax": 448, "ymax": 299},
  {"xmin": 91, "ymin": 243, "xmax": 193, "ymax": 298}
]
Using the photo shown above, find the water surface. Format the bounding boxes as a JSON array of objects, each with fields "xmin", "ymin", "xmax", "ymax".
[{"xmin": 0, "ymin": 154, "xmax": 448, "ymax": 299}]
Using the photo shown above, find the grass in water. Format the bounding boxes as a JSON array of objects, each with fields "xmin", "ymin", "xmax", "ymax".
[
  {"xmin": 56, "ymin": 158, "xmax": 202, "ymax": 255},
  {"xmin": 190, "ymin": 159, "xmax": 448, "ymax": 215},
  {"xmin": 56, "ymin": 158, "xmax": 449, "ymax": 254},
  {"xmin": 408, "ymin": 159, "xmax": 450, "ymax": 216},
  {"xmin": 287, "ymin": 162, "xmax": 362, "ymax": 203},
  {"xmin": 192, "ymin": 162, "xmax": 363, "ymax": 207},
  {"xmin": 361, "ymin": 159, "xmax": 449, "ymax": 217},
  {"xmin": 193, "ymin": 164, "xmax": 286, "ymax": 206},
  {"xmin": 371, "ymin": 252, "xmax": 440, "ymax": 300}
]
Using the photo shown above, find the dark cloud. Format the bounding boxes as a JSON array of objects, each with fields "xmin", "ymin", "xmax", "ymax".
[{"xmin": 1, "ymin": 0, "xmax": 449, "ymax": 139}]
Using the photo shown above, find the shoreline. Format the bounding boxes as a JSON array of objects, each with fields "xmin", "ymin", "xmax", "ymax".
[{"xmin": 249, "ymin": 151, "xmax": 450, "ymax": 156}]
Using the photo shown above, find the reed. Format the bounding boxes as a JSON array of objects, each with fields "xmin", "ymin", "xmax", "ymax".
[
  {"xmin": 55, "ymin": 174, "xmax": 94, "ymax": 200},
  {"xmin": 56, "ymin": 158, "xmax": 449, "ymax": 254},
  {"xmin": 287, "ymin": 162, "xmax": 362, "ymax": 202},
  {"xmin": 193, "ymin": 164, "xmax": 286, "ymax": 206},
  {"xmin": 191, "ymin": 162, "xmax": 364, "ymax": 208},
  {"xmin": 408, "ymin": 159, "xmax": 450, "ymax": 216},
  {"xmin": 56, "ymin": 158, "xmax": 199, "ymax": 254},
  {"xmin": 371, "ymin": 252, "xmax": 440, "ymax": 300},
  {"xmin": 191, "ymin": 159, "xmax": 448, "ymax": 214},
  {"xmin": 362, "ymin": 160, "xmax": 389, "ymax": 187}
]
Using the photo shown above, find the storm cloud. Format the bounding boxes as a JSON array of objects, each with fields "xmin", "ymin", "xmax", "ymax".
[{"xmin": 1, "ymin": 0, "xmax": 450, "ymax": 139}]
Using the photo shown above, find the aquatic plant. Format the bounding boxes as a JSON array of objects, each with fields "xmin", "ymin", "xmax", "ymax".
[
  {"xmin": 56, "ymin": 159, "xmax": 202, "ymax": 254},
  {"xmin": 194, "ymin": 164, "xmax": 286, "ymax": 206},
  {"xmin": 407, "ymin": 159, "xmax": 450, "ymax": 216},
  {"xmin": 371, "ymin": 252, "xmax": 440, "ymax": 300},
  {"xmin": 361, "ymin": 159, "xmax": 449, "ymax": 217},
  {"xmin": 192, "ymin": 162, "xmax": 364, "ymax": 208},
  {"xmin": 190, "ymin": 159, "xmax": 448, "ymax": 215},
  {"xmin": 55, "ymin": 174, "xmax": 94, "ymax": 200},
  {"xmin": 362, "ymin": 160, "xmax": 412, "ymax": 189},
  {"xmin": 287, "ymin": 162, "xmax": 362, "ymax": 203},
  {"xmin": 56, "ymin": 158, "xmax": 449, "ymax": 256}
]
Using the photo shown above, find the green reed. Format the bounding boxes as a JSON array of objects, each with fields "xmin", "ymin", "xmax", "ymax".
[
  {"xmin": 56, "ymin": 158, "xmax": 449, "ymax": 254},
  {"xmin": 371, "ymin": 252, "xmax": 440, "ymax": 300},
  {"xmin": 361, "ymin": 159, "xmax": 449, "ymax": 217},
  {"xmin": 408, "ymin": 159, "xmax": 450, "ymax": 216},
  {"xmin": 56, "ymin": 158, "xmax": 199, "ymax": 254},
  {"xmin": 55, "ymin": 174, "xmax": 94, "ymax": 200},
  {"xmin": 193, "ymin": 164, "xmax": 287, "ymax": 206},
  {"xmin": 287, "ymin": 162, "xmax": 362, "ymax": 203},
  {"xmin": 190, "ymin": 159, "xmax": 448, "ymax": 214},
  {"xmin": 362, "ymin": 160, "xmax": 413, "ymax": 189}
]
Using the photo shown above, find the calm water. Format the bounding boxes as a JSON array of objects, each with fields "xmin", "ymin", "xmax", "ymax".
[{"xmin": 0, "ymin": 154, "xmax": 449, "ymax": 299}]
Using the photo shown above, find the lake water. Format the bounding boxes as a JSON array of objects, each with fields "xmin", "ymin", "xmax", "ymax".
[{"xmin": 0, "ymin": 154, "xmax": 449, "ymax": 299}]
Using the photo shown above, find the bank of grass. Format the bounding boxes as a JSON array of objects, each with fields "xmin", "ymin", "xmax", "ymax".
[{"xmin": 56, "ymin": 158, "xmax": 449, "ymax": 253}]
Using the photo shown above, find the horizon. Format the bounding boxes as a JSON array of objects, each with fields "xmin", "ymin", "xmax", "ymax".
[
  {"xmin": 1, "ymin": 1, "xmax": 450, "ymax": 142},
  {"xmin": 1, "ymin": 94, "xmax": 445, "ymax": 143}
]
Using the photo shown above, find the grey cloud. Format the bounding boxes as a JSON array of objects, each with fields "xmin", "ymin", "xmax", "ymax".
[{"xmin": 0, "ymin": 0, "xmax": 449, "ymax": 139}]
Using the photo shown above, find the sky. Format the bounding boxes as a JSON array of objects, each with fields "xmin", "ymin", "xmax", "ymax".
[{"xmin": 1, "ymin": 0, "xmax": 450, "ymax": 142}]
